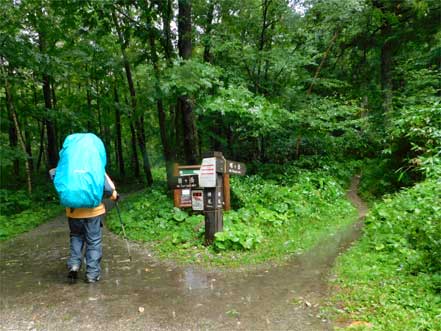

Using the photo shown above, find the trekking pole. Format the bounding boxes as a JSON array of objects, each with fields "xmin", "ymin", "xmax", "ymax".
[{"xmin": 115, "ymin": 201, "xmax": 132, "ymax": 262}]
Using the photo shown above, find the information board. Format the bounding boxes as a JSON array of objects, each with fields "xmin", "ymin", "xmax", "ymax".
[
  {"xmin": 198, "ymin": 157, "xmax": 217, "ymax": 188},
  {"xmin": 191, "ymin": 190, "xmax": 204, "ymax": 211}
]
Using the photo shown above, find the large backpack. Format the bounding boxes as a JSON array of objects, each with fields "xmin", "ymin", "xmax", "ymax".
[{"xmin": 54, "ymin": 133, "xmax": 107, "ymax": 208}]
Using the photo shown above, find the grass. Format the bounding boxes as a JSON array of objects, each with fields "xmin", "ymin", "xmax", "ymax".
[
  {"xmin": 0, "ymin": 204, "xmax": 64, "ymax": 241},
  {"xmin": 106, "ymin": 161, "xmax": 359, "ymax": 268},
  {"xmin": 327, "ymin": 177, "xmax": 441, "ymax": 331}
]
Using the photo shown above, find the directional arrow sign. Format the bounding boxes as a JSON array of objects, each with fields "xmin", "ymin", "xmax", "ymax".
[
  {"xmin": 226, "ymin": 160, "xmax": 246, "ymax": 175},
  {"xmin": 171, "ymin": 174, "xmax": 199, "ymax": 189}
]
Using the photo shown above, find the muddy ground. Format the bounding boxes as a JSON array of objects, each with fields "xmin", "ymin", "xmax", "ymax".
[{"xmin": 0, "ymin": 177, "xmax": 367, "ymax": 331}]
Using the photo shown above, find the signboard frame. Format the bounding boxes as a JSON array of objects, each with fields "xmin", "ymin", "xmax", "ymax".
[{"xmin": 173, "ymin": 165, "xmax": 201, "ymax": 208}]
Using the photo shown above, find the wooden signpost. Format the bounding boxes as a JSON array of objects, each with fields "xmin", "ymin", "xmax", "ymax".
[{"xmin": 170, "ymin": 151, "xmax": 246, "ymax": 245}]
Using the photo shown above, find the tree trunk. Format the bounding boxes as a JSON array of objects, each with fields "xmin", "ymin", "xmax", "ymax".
[
  {"xmin": 298, "ymin": 29, "xmax": 340, "ymax": 159},
  {"xmin": 135, "ymin": 119, "xmax": 153, "ymax": 186},
  {"xmin": 7, "ymin": 87, "xmax": 19, "ymax": 176},
  {"xmin": 4, "ymin": 73, "xmax": 32, "ymax": 194},
  {"xmin": 160, "ymin": 0, "xmax": 174, "ymax": 64},
  {"xmin": 11, "ymin": 109, "xmax": 32, "ymax": 195},
  {"xmin": 178, "ymin": 0, "xmax": 192, "ymax": 59},
  {"xmin": 32, "ymin": 81, "xmax": 44, "ymax": 171},
  {"xmin": 86, "ymin": 80, "xmax": 93, "ymax": 132},
  {"xmin": 148, "ymin": 31, "xmax": 174, "ymax": 186},
  {"xmin": 112, "ymin": 9, "xmax": 153, "ymax": 186},
  {"xmin": 177, "ymin": 0, "xmax": 199, "ymax": 164},
  {"xmin": 114, "ymin": 82, "xmax": 125, "ymax": 177},
  {"xmin": 36, "ymin": 122, "xmax": 45, "ymax": 171},
  {"xmin": 39, "ymin": 31, "xmax": 58, "ymax": 169},
  {"xmin": 24, "ymin": 127, "xmax": 34, "ymax": 172},
  {"xmin": 129, "ymin": 119, "xmax": 140, "ymax": 177},
  {"xmin": 255, "ymin": 0, "xmax": 271, "ymax": 94},
  {"xmin": 380, "ymin": 23, "xmax": 394, "ymax": 115},
  {"xmin": 42, "ymin": 74, "xmax": 58, "ymax": 169},
  {"xmin": 203, "ymin": 1, "xmax": 215, "ymax": 64},
  {"xmin": 307, "ymin": 30, "xmax": 339, "ymax": 95}
]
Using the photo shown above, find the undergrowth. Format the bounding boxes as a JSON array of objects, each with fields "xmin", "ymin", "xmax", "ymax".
[
  {"xmin": 0, "ymin": 206, "xmax": 63, "ymax": 241},
  {"xmin": 0, "ymin": 181, "xmax": 63, "ymax": 241},
  {"xmin": 328, "ymin": 177, "xmax": 441, "ymax": 330},
  {"xmin": 107, "ymin": 160, "xmax": 359, "ymax": 267}
]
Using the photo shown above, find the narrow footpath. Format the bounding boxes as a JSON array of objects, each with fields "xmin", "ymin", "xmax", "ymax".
[{"xmin": 0, "ymin": 177, "xmax": 367, "ymax": 331}]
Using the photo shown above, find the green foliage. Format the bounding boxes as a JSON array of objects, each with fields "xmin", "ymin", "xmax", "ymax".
[
  {"xmin": 0, "ymin": 177, "xmax": 62, "ymax": 241},
  {"xmin": 329, "ymin": 176, "xmax": 441, "ymax": 330},
  {"xmin": 0, "ymin": 204, "xmax": 62, "ymax": 241},
  {"xmin": 358, "ymin": 158, "xmax": 400, "ymax": 201},
  {"xmin": 200, "ymin": 86, "xmax": 370, "ymax": 162},
  {"xmin": 366, "ymin": 179, "xmax": 441, "ymax": 274},
  {"xmin": 106, "ymin": 185, "xmax": 205, "ymax": 246},
  {"xmin": 0, "ymin": 189, "xmax": 32, "ymax": 216},
  {"xmin": 107, "ymin": 162, "xmax": 358, "ymax": 266},
  {"xmin": 387, "ymin": 98, "xmax": 441, "ymax": 178},
  {"xmin": 199, "ymin": 85, "xmax": 295, "ymax": 161},
  {"xmin": 201, "ymin": 85, "xmax": 291, "ymax": 137},
  {"xmin": 214, "ymin": 221, "xmax": 263, "ymax": 251},
  {"xmin": 161, "ymin": 59, "xmax": 222, "ymax": 98}
]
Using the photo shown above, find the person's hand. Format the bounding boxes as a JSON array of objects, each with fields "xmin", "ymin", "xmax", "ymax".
[
  {"xmin": 111, "ymin": 191, "xmax": 120, "ymax": 201},
  {"xmin": 49, "ymin": 168, "xmax": 56, "ymax": 181}
]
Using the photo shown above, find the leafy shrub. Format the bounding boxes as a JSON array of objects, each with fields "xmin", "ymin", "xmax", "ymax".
[
  {"xmin": 0, "ymin": 205, "xmax": 62, "ymax": 241},
  {"xmin": 107, "ymin": 186, "xmax": 205, "ymax": 246},
  {"xmin": 0, "ymin": 189, "xmax": 32, "ymax": 216},
  {"xmin": 358, "ymin": 158, "xmax": 404, "ymax": 201},
  {"xmin": 330, "ymin": 175, "xmax": 441, "ymax": 330},
  {"xmin": 214, "ymin": 222, "xmax": 263, "ymax": 251},
  {"xmin": 365, "ymin": 178, "xmax": 441, "ymax": 274},
  {"xmin": 387, "ymin": 98, "xmax": 441, "ymax": 179},
  {"xmin": 108, "ymin": 162, "xmax": 358, "ymax": 265}
]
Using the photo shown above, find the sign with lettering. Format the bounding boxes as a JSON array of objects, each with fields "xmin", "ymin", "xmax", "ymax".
[
  {"xmin": 172, "ymin": 174, "xmax": 199, "ymax": 189},
  {"xmin": 199, "ymin": 157, "xmax": 217, "ymax": 188},
  {"xmin": 226, "ymin": 160, "xmax": 246, "ymax": 175},
  {"xmin": 171, "ymin": 152, "xmax": 246, "ymax": 245},
  {"xmin": 191, "ymin": 190, "xmax": 204, "ymax": 211},
  {"xmin": 204, "ymin": 188, "xmax": 223, "ymax": 210}
]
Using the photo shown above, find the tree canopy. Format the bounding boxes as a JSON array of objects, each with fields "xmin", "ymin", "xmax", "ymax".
[{"xmin": 1, "ymin": 0, "xmax": 439, "ymax": 191}]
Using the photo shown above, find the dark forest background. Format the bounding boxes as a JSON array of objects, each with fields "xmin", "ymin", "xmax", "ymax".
[{"xmin": 1, "ymin": 0, "xmax": 440, "ymax": 194}]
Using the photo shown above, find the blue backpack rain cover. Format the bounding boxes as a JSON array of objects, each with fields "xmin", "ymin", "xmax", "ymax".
[{"xmin": 54, "ymin": 133, "xmax": 107, "ymax": 208}]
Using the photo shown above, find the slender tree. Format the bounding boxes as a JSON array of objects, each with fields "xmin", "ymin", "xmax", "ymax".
[
  {"xmin": 112, "ymin": 8, "xmax": 153, "ymax": 186},
  {"xmin": 177, "ymin": 0, "xmax": 199, "ymax": 164}
]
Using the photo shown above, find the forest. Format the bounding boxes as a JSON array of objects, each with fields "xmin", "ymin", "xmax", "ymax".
[{"xmin": 1, "ymin": 0, "xmax": 440, "ymax": 330}]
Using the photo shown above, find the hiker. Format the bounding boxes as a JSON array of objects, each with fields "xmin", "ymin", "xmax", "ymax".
[{"xmin": 50, "ymin": 133, "xmax": 119, "ymax": 283}]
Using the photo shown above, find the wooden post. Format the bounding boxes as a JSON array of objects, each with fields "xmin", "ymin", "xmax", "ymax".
[
  {"xmin": 204, "ymin": 172, "xmax": 224, "ymax": 245},
  {"xmin": 170, "ymin": 152, "xmax": 246, "ymax": 246},
  {"xmin": 173, "ymin": 163, "xmax": 180, "ymax": 207},
  {"xmin": 223, "ymin": 173, "xmax": 231, "ymax": 211}
]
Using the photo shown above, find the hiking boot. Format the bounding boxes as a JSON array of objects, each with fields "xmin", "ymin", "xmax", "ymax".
[
  {"xmin": 68, "ymin": 265, "xmax": 79, "ymax": 281},
  {"xmin": 85, "ymin": 275, "xmax": 100, "ymax": 284}
]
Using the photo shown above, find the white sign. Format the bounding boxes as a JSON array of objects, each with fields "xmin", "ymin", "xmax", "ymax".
[
  {"xmin": 198, "ymin": 157, "xmax": 217, "ymax": 187},
  {"xmin": 191, "ymin": 190, "xmax": 204, "ymax": 211}
]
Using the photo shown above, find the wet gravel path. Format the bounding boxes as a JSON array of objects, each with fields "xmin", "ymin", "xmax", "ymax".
[{"xmin": 1, "ymin": 177, "xmax": 367, "ymax": 331}]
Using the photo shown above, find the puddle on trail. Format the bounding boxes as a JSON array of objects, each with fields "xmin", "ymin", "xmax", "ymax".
[{"xmin": 0, "ymin": 179, "xmax": 366, "ymax": 331}]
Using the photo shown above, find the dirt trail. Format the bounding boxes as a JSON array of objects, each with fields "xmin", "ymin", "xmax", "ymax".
[{"xmin": 1, "ymin": 177, "xmax": 367, "ymax": 331}]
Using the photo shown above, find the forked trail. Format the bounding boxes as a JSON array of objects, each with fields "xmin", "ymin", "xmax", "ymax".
[{"xmin": 1, "ymin": 176, "xmax": 367, "ymax": 331}]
